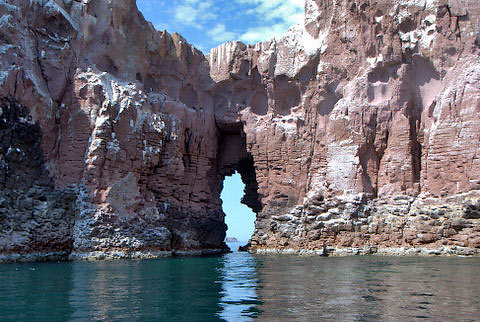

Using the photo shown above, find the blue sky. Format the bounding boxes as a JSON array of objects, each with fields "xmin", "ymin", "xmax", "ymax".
[
  {"xmin": 136, "ymin": 0, "xmax": 305, "ymax": 53},
  {"xmin": 220, "ymin": 173, "xmax": 256, "ymax": 243}
]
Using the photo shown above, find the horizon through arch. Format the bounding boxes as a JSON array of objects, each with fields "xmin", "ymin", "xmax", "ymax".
[{"xmin": 221, "ymin": 172, "xmax": 256, "ymax": 243}]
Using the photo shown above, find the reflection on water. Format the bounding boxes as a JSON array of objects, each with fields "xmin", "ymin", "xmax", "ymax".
[
  {"xmin": 68, "ymin": 257, "xmax": 225, "ymax": 321},
  {"xmin": 218, "ymin": 242, "xmax": 261, "ymax": 320},
  {"xmin": 0, "ymin": 250, "xmax": 479, "ymax": 321},
  {"xmin": 255, "ymin": 256, "xmax": 480, "ymax": 321}
]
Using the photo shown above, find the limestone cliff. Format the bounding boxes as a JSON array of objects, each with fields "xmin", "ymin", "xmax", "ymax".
[{"xmin": 0, "ymin": 0, "xmax": 479, "ymax": 261}]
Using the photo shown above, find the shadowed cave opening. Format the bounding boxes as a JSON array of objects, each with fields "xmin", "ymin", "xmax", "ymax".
[{"xmin": 217, "ymin": 126, "xmax": 262, "ymax": 246}]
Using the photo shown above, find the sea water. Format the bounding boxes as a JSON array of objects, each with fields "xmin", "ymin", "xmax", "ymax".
[{"xmin": 0, "ymin": 243, "xmax": 479, "ymax": 321}]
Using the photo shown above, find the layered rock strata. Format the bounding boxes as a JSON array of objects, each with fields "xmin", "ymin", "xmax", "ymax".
[
  {"xmin": 0, "ymin": 0, "xmax": 479, "ymax": 261},
  {"xmin": 214, "ymin": 0, "xmax": 480, "ymax": 256}
]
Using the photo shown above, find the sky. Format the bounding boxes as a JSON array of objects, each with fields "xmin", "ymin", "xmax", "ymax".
[
  {"xmin": 136, "ymin": 0, "xmax": 305, "ymax": 53},
  {"xmin": 220, "ymin": 173, "xmax": 256, "ymax": 243}
]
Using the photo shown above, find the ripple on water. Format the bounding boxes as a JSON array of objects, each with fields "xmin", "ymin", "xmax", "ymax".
[{"xmin": 0, "ymin": 254, "xmax": 479, "ymax": 320}]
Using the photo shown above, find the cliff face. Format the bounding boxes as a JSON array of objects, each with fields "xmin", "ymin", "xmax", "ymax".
[
  {"xmin": 1, "ymin": 0, "xmax": 226, "ymax": 260},
  {"xmin": 209, "ymin": 0, "xmax": 480, "ymax": 255},
  {"xmin": 0, "ymin": 0, "xmax": 479, "ymax": 261}
]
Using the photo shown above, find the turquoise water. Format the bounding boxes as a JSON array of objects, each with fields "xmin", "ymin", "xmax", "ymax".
[{"xmin": 0, "ymin": 243, "xmax": 479, "ymax": 321}]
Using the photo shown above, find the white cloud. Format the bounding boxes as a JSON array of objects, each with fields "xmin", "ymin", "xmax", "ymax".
[
  {"xmin": 173, "ymin": 0, "xmax": 217, "ymax": 27},
  {"xmin": 238, "ymin": 0, "xmax": 304, "ymax": 23},
  {"xmin": 236, "ymin": 0, "xmax": 304, "ymax": 43},
  {"xmin": 207, "ymin": 23, "xmax": 237, "ymax": 42},
  {"xmin": 239, "ymin": 23, "xmax": 288, "ymax": 43}
]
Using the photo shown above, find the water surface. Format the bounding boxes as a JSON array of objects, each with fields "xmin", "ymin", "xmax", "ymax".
[{"xmin": 0, "ymin": 244, "xmax": 479, "ymax": 321}]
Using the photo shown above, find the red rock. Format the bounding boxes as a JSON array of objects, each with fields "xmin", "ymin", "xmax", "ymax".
[{"xmin": 1, "ymin": 0, "xmax": 480, "ymax": 260}]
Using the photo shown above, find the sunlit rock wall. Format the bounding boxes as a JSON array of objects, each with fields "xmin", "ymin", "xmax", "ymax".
[
  {"xmin": 208, "ymin": 0, "xmax": 480, "ymax": 255},
  {"xmin": 0, "ymin": 0, "xmax": 479, "ymax": 261}
]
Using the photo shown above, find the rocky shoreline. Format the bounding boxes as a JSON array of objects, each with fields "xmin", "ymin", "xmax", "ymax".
[
  {"xmin": 0, "ymin": 248, "xmax": 228, "ymax": 264},
  {"xmin": 2, "ymin": 245, "xmax": 478, "ymax": 264},
  {"xmin": 252, "ymin": 246, "xmax": 479, "ymax": 257}
]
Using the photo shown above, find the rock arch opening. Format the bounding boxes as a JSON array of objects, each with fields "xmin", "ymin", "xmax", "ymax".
[
  {"xmin": 221, "ymin": 172, "xmax": 256, "ymax": 243},
  {"xmin": 216, "ymin": 125, "xmax": 262, "ymax": 246}
]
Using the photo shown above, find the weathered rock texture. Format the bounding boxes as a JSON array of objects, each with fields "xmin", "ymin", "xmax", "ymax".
[
  {"xmin": 0, "ymin": 0, "xmax": 479, "ymax": 261},
  {"xmin": 1, "ymin": 0, "xmax": 226, "ymax": 261}
]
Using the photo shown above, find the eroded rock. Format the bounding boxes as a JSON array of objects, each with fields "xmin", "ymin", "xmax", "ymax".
[{"xmin": 0, "ymin": 0, "xmax": 480, "ymax": 261}]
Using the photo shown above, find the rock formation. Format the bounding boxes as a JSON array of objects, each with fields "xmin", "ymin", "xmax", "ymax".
[{"xmin": 0, "ymin": 0, "xmax": 479, "ymax": 261}]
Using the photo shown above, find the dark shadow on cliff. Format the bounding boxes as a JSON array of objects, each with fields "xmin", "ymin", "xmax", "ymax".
[{"xmin": 0, "ymin": 97, "xmax": 77, "ymax": 256}]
